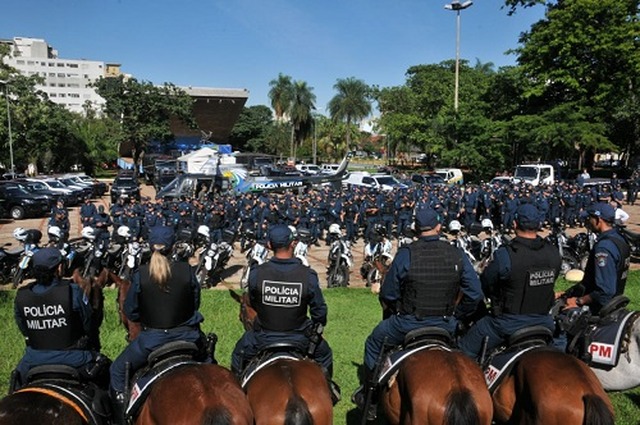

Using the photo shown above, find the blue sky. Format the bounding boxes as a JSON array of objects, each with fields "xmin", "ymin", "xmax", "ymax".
[{"xmin": 1, "ymin": 1, "xmax": 544, "ymax": 115}]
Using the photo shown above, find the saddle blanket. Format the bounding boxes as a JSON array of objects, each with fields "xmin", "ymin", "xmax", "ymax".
[
  {"xmin": 241, "ymin": 354, "xmax": 299, "ymax": 389},
  {"xmin": 588, "ymin": 310, "xmax": 638, "ymax": 367},
  {"xmin": 127, "ymin": 360, "xmax": 196, "ymax": 416},
  {"xmin": 378, "ymin": 344, "xmax": 450, "ymax": 386},
  {"xmin": 484, "ymin": 345, "xmax": 541, "ymax": 392}
]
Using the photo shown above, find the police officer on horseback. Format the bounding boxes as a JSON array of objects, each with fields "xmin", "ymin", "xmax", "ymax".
[
  {"xmin": 458, "ymin": 203, "xmax": 561, "ymax": 360},
  {"xmin": 12, "ymin": 247, "xmax": 107, "ymax": 391},
  {"xmin": 109, "ymin": 225, "xmax": 207, "ymax": 423},
  {"xmin": 230, "ymin": 224, "xmax": 340, "ymax": 404},
  {"xmin": 353, "ymin": 207, "xmax": 482, "ymax": 419}
]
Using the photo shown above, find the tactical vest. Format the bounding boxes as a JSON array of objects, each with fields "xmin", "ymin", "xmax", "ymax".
[
  {"xmin": 399, "ymin": 239, "xmax": 463, "ymax": 318},
  {"xmin": 139, "ymin": 262, "xmax": 195, "ymax": 329},
  {"xmin": 253, "ymin": 262, "xmax": 310, "ymax": 332},
  {"xmin": 582, "ymin": 232, "xmax": 631, "ymax": 303},
  {"xmin": 15, "ymin": 282, "xmax": 84, "ymax": 350},
  {"xmin": 498, "ymin": 238, "xmax": 560, "ymax": 315}
]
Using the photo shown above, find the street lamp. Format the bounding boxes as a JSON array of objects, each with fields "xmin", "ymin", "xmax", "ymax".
[
  {"xmin": 444, "ymin": 0, "xmax": 473, "ymax": 113},
  {"xmin": 0, "ymin": 79, "xmax": 14, "ymax": 178}
]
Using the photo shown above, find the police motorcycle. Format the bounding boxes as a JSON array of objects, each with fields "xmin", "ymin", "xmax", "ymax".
[
  {"xmin": 291, "ymin": 226, "xmax": 312, "ymax": 267},
  {"xmin": 75, "ymin": 227, "xmax": 106, "ymax": 280},
  {"xmin": 11, "ymin": 227, "xmax": 43, "ymax": 288},
  {"xmin": 193, "ymin": 225, "xmax": 235, "ymax": 288},
  {"xmin": 447, "ymin": 220, "xmax": 477, "ymax": 264},
  {"xmin": 326, "ymin": 223, "xmax": 353, "ymax": 288},
  {"xmin": 240, "ymin": 229, "xmax": 269, "ymax": 290},
  {"xmin": 46, "ymin": 225, "xmax": 80, "ymax": 277},
  {"xmin": 361, "ymin": 224, "xmax": 392, "ymax": 289},
  {"xmin": 616, "ymin": 224, "xmax": 640, "ymax": 262},
  {"xmin": 170, "ymin": 228, "xmax": 196, "ymax": 263},
  {"xmin": 0, "ymin": 241, "xmax": 22, "ymax": 285},
  {"xmin": 474, "ymin": 218, "xmax": 509, "ymax": 273},
  {"xmin": 545, "ymin": 217, "xmax": 584, "ymax": 275},
  {"xmin": 110, "ymin": 225, "xmax": 147, "ymax": 280}
]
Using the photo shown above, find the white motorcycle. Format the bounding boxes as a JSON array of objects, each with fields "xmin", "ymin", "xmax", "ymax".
[
  {"xmin": 291, "ymin": 226, "xmax": 312, "ymax": 267},
  {"xmin": 326, "ymin": 224, "xmax": 353, "ymax": 288},
  {"xmin": 240, "ymin": 229, "xmax": 269, "ymax": 291}
]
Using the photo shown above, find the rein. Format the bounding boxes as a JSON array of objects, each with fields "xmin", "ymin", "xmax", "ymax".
[{"xmin": 16, "ymin": 386, "xmax": 88, "ymax": 422}]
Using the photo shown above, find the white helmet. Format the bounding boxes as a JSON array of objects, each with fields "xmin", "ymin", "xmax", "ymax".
[
  {"xmin": 481, "ymin": 218, "xmax": 494, "ymax": 230},
  {"xmin": 81, "ymin": 226, "xmax": 96, "ymax": 241},
  {"xmin": 117, "ymin": 226, "xmax": 132, "ymax": 238},
  {"xmin": 13, "ymin": 227, "xmax": 27, "ymax": 242},
  {"xmin": 288, "ymin": 225, "xmax": 298, "ymax": 239},
  {"xmin": 48, "ymin": 226, "xmax": 62, "ymax": 239},
  {"xmin": 448, "ymin": 220, "xmax": 462, "ymax": 233},
  {"xmin": 328, "ymin": 223, "xmax": 341, "ymax": 235},
  {"xmin": 197, "ymin": 225, "xmax": 210, "ymax": 239}
]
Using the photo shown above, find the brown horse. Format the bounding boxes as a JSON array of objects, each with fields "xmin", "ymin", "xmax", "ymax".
[
  {"xmin": 0, "ymin": 389, "xmax": 90, "ymax": 425},
  {"xmin": 380, "ymin": 347, "xmax": 494, "ymax": 425},
  {"xmin": 113, "ymin": 272, "xmax": 253, "ymax": 425},
  {"xmin": 229, "ymin": 290, "xmax": 333, "ymax": 425},
  {"xmin": 492, "ymin": 350, "xmax": 614, "ymax": 424}
]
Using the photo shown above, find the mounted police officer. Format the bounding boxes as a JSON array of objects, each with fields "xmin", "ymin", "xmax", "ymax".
[
  {"xmin": 230, "ymin": 224, "xmax": 340, "ymax": 404},
  {"xmin": 352, "ymin": 207, "xmax": 483, "ymax": 419},
  {"xmin": 12, "ymin": 247, "xmax": 107, "ymax": 391},
  {"xmin": 109, "ymin": 225, "xmax": 207, "ymax": 422},
  {"xmin": 458, "ymin": 204, "xmax": 561, "ymax": 360},
  {"xmin": 558, "ymin": 202, "xmax": 630, "ymax": 315}
]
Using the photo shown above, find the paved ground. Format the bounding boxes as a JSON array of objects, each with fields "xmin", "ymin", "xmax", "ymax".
[{"xmin": 2, "ymin": 180, "xmax": 640, "ymax": 290}]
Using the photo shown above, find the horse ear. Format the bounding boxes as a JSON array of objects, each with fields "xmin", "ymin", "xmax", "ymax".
[{"xmin": 229, "ymin": 289, "xmax": 242, "ymax": 304}]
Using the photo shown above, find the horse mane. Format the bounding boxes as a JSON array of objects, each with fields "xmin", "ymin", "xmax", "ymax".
[
  {"xmin": 444, "ymin": 389, "xmax": 480, "ymax": 425},
  {"xmin": 202, "ymin": 405, "xmax": 233, "ymax": 425},
  {"xmin": 583, "ymin": 394, "xmax": 615, "ymax": 425},
  {"xmin": 284, "ymin": 392, "xmax": 313, "ymax": 425}
]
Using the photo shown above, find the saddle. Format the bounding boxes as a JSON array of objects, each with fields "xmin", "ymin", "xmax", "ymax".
[
  {"xmin": 20, "ymin": 365, "xmax": 111, "ymax": 425},
  {"xmin": 126, "ymin": 341, "xmax": 200, "ymax": 419},
  {"xmin": 483, "ymin": 326, "xmax": 555, "ymax": 393},
  {"xmin": 240, "ymin": 342, "xmax": 305, "ymax": 388},
  {"xmin": 377, "ymin": 327, "xmax": 454, "ymax": 388}
]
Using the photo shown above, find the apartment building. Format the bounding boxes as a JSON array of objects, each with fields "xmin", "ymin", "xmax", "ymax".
[{"xmin": 0, "ymin": 36, "xmax": 118, "ymax": 114}]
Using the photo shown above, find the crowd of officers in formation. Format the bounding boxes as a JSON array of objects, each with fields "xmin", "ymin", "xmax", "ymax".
[{"xmin": 10, "ymin": 173, "xmax": 634, "ymax": 423}]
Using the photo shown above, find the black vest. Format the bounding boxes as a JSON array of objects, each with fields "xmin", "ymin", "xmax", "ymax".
[
  {"xmin": 253, "ymin": 262, "xmax": 310, "ymax": 332},
  {"xmin": 400, "ymin": 239, "xmax": 463, "ymax": 318},
  {"xmin": 498, "ymin": 237, "xmax": 560, "ymax": 315},
  {"xmin": 582, "ymin": 232, "xmax": 631, "ymax": 308},
  {"xmin": 139, "ymin": 262, "xmax": 195, "ymax": 329},
  {"xmin": 15, "ymin": 282, "xmax": 84, "ymax": 350}
]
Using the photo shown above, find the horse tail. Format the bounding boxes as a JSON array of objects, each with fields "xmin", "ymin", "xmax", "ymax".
[
  {"xmin": 202, "ymin": 406, "xmax": 233, "ymax": 425},
  {"xmin": 444, "ymin": 389, "xmax": 480, "ymax": 425},
  {"xmin": 284, "ymin": 393, "xmax": 313, "ymax": 425},
  {"xmin": 582, "ymin": 394, "xmax": 614, "ymax": 425}
]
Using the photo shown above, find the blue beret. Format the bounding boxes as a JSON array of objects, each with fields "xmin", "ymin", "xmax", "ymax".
[
  {"xmin": 268, "ymin": 224, "xmax": 293, "ymax": 249},
  {"xmin": 515, "ymin": 204, "xmax": 542, "ymax": 229},
  {"xmin": 32, "ymin": 247, "xmax": 63, "ymax": 270},
  {"xmin": 149, "ymin": 226, "xmax": 175, "ymax": 247},
  {"xmin": 415, "ymin": 207, "xmax": 441, "ymax": 230},
  {"xmin": 586, "ymin": 202, "xmax": 615, "ymax": 222}
]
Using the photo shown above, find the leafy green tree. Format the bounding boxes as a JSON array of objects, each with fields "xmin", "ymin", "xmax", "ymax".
[
  {"xmin": 288, "ymin": 80, "xmax": 316, "ymax": 159},
  {"xmin": 228, "ymin": 105, "xmax": 274, "ymax": 152},
  {"xmin": 268, "ymin": 73, "xmax": 293, "ymax": 121},
  {"xmin": 327, "ymin": 77, "xmax": 372, "ymax": 152}
]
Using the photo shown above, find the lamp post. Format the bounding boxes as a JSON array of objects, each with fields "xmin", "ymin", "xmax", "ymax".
[
  {"xmin": 444, "ymin": 0, "xmax": 473, "ymax": 113},
  {"xmin": 0, "ymin": 79, "xmax": 14, "ymax": 178}
]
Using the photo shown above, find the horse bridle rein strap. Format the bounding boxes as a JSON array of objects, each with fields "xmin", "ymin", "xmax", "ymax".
[{"xmin": 15, "ymin": 386, "xmax": 89, "ymax": 422}]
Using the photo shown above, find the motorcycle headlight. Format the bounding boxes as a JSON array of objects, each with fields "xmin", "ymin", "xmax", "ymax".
[{"xmin": 207, "ymin": 249, "xmax": 215, "ymax": 257}]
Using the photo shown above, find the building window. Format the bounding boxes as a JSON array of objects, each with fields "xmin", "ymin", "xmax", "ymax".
[
  {"xmin": 16, "ymin": 60, "xmax": 24, "ymax": 65},
  {"xmin": 58, "ymin": 83, "xmax": 66, "ymax": 87},
  {"xmin": 50, "ymin": 93, "xmax": 57, "ymax": 97},
  {"xmin": 68, "ymin": 63, "xmax": 78, "ymax": 68},
  {"xmin": 59, "ymin": 93, "xmax": 66, "ymax": 98},
  {"xmin": 57, "ymin": 73, "xmax": 65, "ymax": 78},
  {"xmin": 83, "ymin": 74, "xmax": 89, "ymax": 78},
  {"xmin": 68, "ymin": 83, "xmax": 80, "ymax": 88},
  {"xmin": 27, "ymin": 61, "xmax": 34, "ymax": 65},
  {"xmin": 49, "ymin": 72, "xmax": 56, "ymax": 77},
  {"xmin": 57, "ymin": 63, "xmax": 64, "ymax": 67}
]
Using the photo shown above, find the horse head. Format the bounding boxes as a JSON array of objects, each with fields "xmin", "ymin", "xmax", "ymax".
[
  {"xmin": 107, "ymin": 270, "xmax": 142, "ymax": 342},
  {"xmin": 229, "ymin": 289, "xmax": 256, "ymax": 332}
]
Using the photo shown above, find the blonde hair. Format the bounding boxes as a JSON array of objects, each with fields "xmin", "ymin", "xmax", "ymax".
[{"xmin": 149, "ymin": 245, "xmax": 172, "ymax": 291}]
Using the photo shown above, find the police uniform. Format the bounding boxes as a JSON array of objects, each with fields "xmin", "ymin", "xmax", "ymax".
[
  {"xmin": 13, "ymin": 248, "xmax": 95, "ymax": 388},
  {"xmin": 109, "ymin": 227, "xmax": 205, "ymax": 394},
  {"xmin": 458, "ymin": 204, "xmax": 561, "ymax": 359},
  {"xmin": 231, "ymin": 225, "xmax": 333, "ymax": 377}
]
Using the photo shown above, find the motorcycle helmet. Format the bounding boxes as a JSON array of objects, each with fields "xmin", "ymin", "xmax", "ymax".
[
  {"xmin": 288, "ymin": 225, "xmax": 299, "ymax": 240},
  {"xmin": 197, "ymin": 225, "xmax": 210, "ymax": 239},
  {"xmin": 328, "ymin": 223, "xmax": 341, "ymax": 235},
  {"xmin": 81, "ymin": 226, "xmax": 96, "ymax": 241},
  {"xmin": 448, "ymin": 220, "xmax": 462, "ymax": 234},
  {"xmin": 48, "ymin": 226, "xmax": 62, "ymax": 240},
  {"xmin": 481, "ymin": 218, "xmax": 494, "ymax": 231},
  {"xmin": 117, "ymin": 226, "xmax": 132, "ymax": 239},
  {"xmin": 13, "ymin": 227, "xmax": 27, "ymax": 242}
]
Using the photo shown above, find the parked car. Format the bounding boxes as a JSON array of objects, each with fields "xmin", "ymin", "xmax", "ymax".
[
  {"xmin": 111, "ymin": 176, "xmax": 141, "ymax": 203},
  {"xmin": 30, "ymin": 178, "xmax": 81, "ymax": 206},
  {"xmin": 411, "ymin": 173, "xmax": 447, "ymax": 187},
  {"xmin": 12, "ymin": 179, "xmax": 66, "ymax": 207},
  {"xmin": 70, "ymin": 174, "xmax": 108, "ymax": 197},
  {"xmin": 0, "ymin": 182, "xmax": 52, "ymax": 220},
  {"xmin": 56, "ymin": 177, "xmax": 93, "ymax": 200}
]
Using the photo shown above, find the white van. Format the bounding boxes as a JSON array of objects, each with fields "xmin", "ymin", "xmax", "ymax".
[
  {"xmin": 435, "ymin": 168, "xmax": 464, "ymax": 185},
  {"xmin": 295, "ymin": 163, "xmax": 321, "ymax": 175},
  {"xmin": 343, "ymin": 172, "xmax": 407, "ymax": 191},
  {"xmin": 321, "ymin": 163, "xmax": 341, "ymax": 174},
  {"xmin": 513, "ymin": 164, "xmax": 555, "ymax": 186}
]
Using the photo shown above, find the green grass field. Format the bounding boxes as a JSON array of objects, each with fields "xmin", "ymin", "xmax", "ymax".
[{"xmin": 1, "ymin": 275, "xmax": 639, "ymax": 424}]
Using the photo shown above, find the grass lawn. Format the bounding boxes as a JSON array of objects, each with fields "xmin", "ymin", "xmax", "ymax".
[{"xmin": 0, "ymin": 274, "xmax": 639, "ymax": 424}]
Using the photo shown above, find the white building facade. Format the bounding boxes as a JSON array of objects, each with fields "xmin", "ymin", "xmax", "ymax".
[{"xmin": 1, "ymin": 37, "xmax": 110, "ymax": 114}]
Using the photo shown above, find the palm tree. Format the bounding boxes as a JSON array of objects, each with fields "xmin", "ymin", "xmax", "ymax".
[
  {"xmin": 327, "ymin": 77, "xmax": 372, "ymax": 152},
  {"xmin": 288, "ymin": 80, "xmax": 316, "ymax": 159},
  {"xmin": 268, "ymin": 73, "xmax": 293, "ymax": 121}
]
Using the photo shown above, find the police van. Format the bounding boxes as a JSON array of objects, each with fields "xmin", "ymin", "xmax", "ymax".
[
  {"xmin": 513, "ymin": 164, "xmax": 555, "ymax": 186},
  {"xmin": 434, "ymin": 168, "xmax": 464, "ymax": 185}
]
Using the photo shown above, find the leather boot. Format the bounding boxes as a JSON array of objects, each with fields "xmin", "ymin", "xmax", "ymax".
[
  {"xmin": 109, "ymin": 388, "xmax": 126, "ymax": 425},
  {"xmin": 351, "ymin": 367, "xmax": 377, "ymax": 421}
]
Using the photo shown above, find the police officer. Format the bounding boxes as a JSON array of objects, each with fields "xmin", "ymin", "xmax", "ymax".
[
  {"xmin": 80, "ymin": 198, "xmax": 97, "ymax": 227},
  {"xmin": 352, "ymin": 207, "xmax": 483, "ymax": 419},
  {"xmin": 558, "ymin": 202, "xmax": 630, "ymax": 314},
  {"xmin": 12, "ymin": 248, "xmax": 104, "ymax": 391},
  {"xmin": 458, "ymin": 204, "xmax": 561, "ymax": 360},
  {"xmin": 230, "ymin": 224, "xmax": 340, "ymax": 404},
  {"xmin": 109, "ymin": 226, "xmax": 207, "ymax": 421}
]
